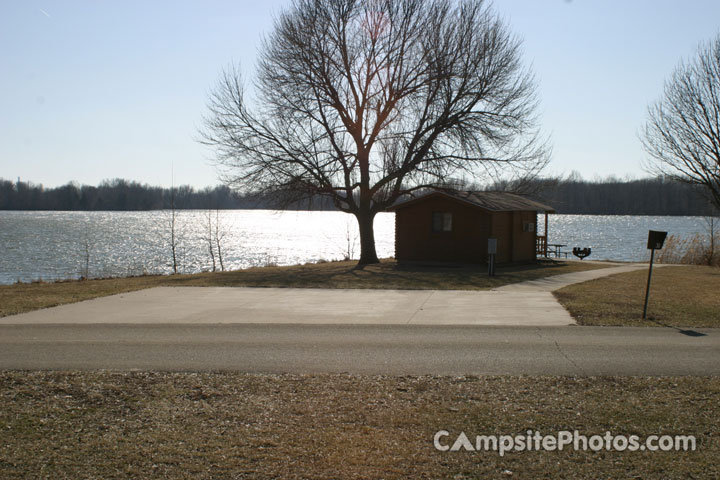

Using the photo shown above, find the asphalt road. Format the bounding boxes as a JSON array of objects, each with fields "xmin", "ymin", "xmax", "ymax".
[{"xmin": 1, "ymin": 324, "xmax": 717, "ymax": 375}]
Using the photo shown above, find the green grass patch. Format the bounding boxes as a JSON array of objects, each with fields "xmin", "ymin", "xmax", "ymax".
[{"xmin": 554, "ymin": 265, "xmax": 720, "ymax": 327}]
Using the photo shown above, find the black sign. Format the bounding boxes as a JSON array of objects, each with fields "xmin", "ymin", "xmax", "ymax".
[{"xmin": 647, "ymin": 230, "xmax": 668, "ymax": 250}]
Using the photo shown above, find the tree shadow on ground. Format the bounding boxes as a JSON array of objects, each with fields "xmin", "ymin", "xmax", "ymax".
[{"xmin": 168, "ymin": 259, "xmax": 601, "ymax": 291}]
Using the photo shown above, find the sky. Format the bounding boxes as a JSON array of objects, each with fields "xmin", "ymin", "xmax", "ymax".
[{"xmin": 1, "ymin": 0, "xmax": 719, "ymax": 189}]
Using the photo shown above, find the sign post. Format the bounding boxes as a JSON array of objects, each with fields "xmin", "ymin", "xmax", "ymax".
[
  {"xmin": 488, "ymin": 238, "xmax": 497, "ymax": 277},
  {"xmin": 643, "ymin": 230, "xmax": 668, "ymax": 319}
]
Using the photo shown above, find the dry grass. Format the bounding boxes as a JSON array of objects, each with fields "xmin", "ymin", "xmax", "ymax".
[
  {"xmin": 555, "ymin": 265, "xmax": 720, "ymax": 327},
  {"xmin": 656, "ymin": 233, "xmax": 720, "ymax": 267},
  {"xmin": 0, "ymin": 259, "xmax": 605, "ymax": 318},
  {"xmin": 0, "ymin": 276, "xmax": 166, "ymax": 319},
  {"xmin": 0, "ymin": 372, "xmax": 716, "ymax": 479}
]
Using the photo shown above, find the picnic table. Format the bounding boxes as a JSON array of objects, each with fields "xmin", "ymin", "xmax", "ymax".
[{"xmin": 547, "ymin": 243, "xmax": 569, "ymax": 258}]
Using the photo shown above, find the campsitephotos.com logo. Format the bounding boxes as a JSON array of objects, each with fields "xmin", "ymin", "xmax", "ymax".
[{"xmin": 434, "ymin": 430, "xmax": 697, "ymax": 456}]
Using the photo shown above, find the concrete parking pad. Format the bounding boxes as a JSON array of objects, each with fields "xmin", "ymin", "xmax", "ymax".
[
  {"xmin": 1, "ymin": 264, "xmax": 654, "ymax": 327},
  {"xmin": 0, "ymin": 287, "xmax": 575, "ymax": 326}
]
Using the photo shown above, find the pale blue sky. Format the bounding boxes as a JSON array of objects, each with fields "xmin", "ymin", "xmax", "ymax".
[{"xmin": 1, "ymin": 0, "xmax": 719, "ymax": 188}]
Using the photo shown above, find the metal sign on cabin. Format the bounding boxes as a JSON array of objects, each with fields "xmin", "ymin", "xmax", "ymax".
[
  {"xmin": 487, "ymin": 238, "xmax": 497, "ymax": 255},
  {"xmin": 647, "ymin": 230, "xmax": 668, "ymax": 250}
]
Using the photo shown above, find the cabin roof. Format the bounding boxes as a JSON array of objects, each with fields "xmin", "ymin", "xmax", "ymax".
[{"xmin": 386, "ymin": 190, "xmax": 555, "ymax": 213}]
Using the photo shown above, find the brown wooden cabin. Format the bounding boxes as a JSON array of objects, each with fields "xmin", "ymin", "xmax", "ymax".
[{"xmin": 387, "ymin": 190, "xmax": 555, "ymax": 264}]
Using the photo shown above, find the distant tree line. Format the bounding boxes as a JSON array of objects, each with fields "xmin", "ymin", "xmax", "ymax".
[
  {"xmin": 0, "ymin": 176, "xmax": 714, "ymax": 216},
  {"xmin": 529, "ymin": 176, "xmax": 714, "ymax": 216},
  {"xmin": 0, "ymin": 178, "xmax": 335, "ymax": 211}
]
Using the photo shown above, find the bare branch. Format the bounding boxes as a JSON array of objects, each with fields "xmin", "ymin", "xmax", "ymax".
[{"xmin": 642, "ymin": 34, "xmax": 720, "ymax": 210}]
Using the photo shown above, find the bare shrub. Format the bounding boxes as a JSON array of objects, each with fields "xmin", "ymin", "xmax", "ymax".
[{"xmin": 656, "ymin": 229, "xmax": 719, "ymax": 267}]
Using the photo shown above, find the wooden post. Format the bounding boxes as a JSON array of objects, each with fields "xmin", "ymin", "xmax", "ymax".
[
  {"xmin": 488, "ymin": 238, "xmax": 497, "ymax": 276},
  {"xmin": 544, "ymin": 212, "xmax": 549, "ymax": 257}
]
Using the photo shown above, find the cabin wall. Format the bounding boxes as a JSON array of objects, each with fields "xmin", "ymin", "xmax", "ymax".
[
  {"xmin": 395, "ymin": 197, "xmax": 491, "ymax": 263},
  {"xmin": 489, "ymin": 212, "xmax": 513, "ymax": 263},
  {"xmin": 512, "ymin": 211, "xmax": 538, "ymax": 262},
  {"xmin": 394, "ymin": 197, "xmax": 540, "ymax": 263}
]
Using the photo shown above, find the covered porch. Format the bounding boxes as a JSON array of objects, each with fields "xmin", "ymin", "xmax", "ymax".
[{"xmin": 535, "ymin": 209, "xmax": 560, "ymax": 258}]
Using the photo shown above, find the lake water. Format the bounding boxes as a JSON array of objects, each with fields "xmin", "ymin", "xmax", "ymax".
[{"xmin": 0, "ymin": 210, "xmax": 710, "ymax": 284}]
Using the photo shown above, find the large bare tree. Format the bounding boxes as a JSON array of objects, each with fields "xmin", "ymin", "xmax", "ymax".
[
  {"xmin": 202, "ymin": 0, "xmax": 548, "ymax": 264},
  {"xmin": 642, "ymin": 34, "xmax": 720, "ymax": 211}
]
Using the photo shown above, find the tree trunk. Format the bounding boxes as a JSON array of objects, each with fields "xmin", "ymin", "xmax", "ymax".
[{"xmin": 356, "ymin": 210, "xmax": 379, "ymax": 265}]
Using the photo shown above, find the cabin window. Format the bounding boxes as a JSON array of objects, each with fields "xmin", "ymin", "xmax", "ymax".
[
  {"xmin": 432, "ymin": 212, "xmax": 452, "ymax": 232},
  {"xmin": 523, "ymin": 221, "xmax": 535, "ymax": 232}
]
